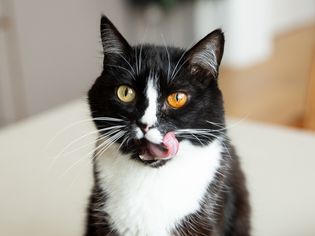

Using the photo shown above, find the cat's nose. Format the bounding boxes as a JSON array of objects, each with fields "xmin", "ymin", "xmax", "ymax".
[{"xmin": 137, "ymin": 121, "xmax": 151, "ymax": 133}]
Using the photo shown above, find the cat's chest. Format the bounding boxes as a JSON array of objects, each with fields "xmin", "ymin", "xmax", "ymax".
[{"xmin": 96, "ymin": 140, "xmax": 222, "ymax": 236}]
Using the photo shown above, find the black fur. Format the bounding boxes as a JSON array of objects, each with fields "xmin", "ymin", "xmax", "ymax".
[{"xmin": 85, "ymin": 15, "xmax": 250, "ymax": 236}]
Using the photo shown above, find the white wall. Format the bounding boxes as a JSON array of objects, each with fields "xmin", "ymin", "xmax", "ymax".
[
  {"xmin": 127, "ymin": 3, "xmax": 194, "ymax": 48},
  {"xmin": 272, "ymin": 0, "xmax": 315, "ymax": 34},
  {"xmin": 11, "ymin": 0, "xmax": 99, "ymax": 117},
  {"xmin": 194, "ymin": 0, "xmax": 315, "ymax": 68},
  {"xmin": 0, "ymin": 0, "xmax": 19, "ymax": 126},
  {"xmin": 2, "ymin": 0, "xmax": 130, "ymax": 123},
  {"xmin": 0, "ymin": 33, "xmax": 15, "ymax": 126}
]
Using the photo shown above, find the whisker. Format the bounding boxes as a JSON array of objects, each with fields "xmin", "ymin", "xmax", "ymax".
[
  {"xmin": 105, "ymin": 64, "xmax": 136, "ymax": 80},
  {"xmin": 175, "ymin": 128, "xmax": 227, "ymax": 142},
  {"xmin": 206, "ymin": 115, "xmax": 249, "ymax": 132},
  {"xmin": 190, "ymin": 133, "xmax": 204, "ymax": 145},
  {"xmin": 221, "ymin": 140, "xmax": 232, "ymax": 161},
  {"xmin": 58, "ymin": 131, "xmax": 126, "ymax": 180},
  {"xmin": 170, "ymin": 40, "xmax": 196, "ymax": 82},
  {"xmin": 171, "ymin": 58, "xmax": 189, "ymax": 82},
  {"xmin": 95, "ymin": 131, "xmax": 126, "ymax": 157},
  {"xmin": 94, "ymin": 131, "xmax": 126, "ymax": 160},
  {"xmin": 49, "ymin": 125, "xmax": 125, "ymax": 170},
  {"xmin": 118, "ymin": 54, "xmax": 136, "ymax": 76},
  {"xmin": 175, "ymin": 127, "xmax": 229, "ymax": 135},
  {"xmin": 135, "ymin": 47, "xmax": 139, "ymax": 76},
  {"xmin": 97, "ymin": 132, "xmax": 129, "ymax": 161},
  {"xmin": 170, "ymin": 48, "xmax": 188, "ymax": 81},
  {"xmin": 59, "ymin": 128, "xmax": 123, "ymax": 158},
  {"xmin": 175, "ymin": 128, "xmax": 233, "ymax": 161},
  {"xmin": 68, "ymin": 132, "xmax": 129, "ymax": 189},
  {"xmin": 138, "ymin": 44, "xmax": 144, "ymax": 75},
  {"xmin": 160, "ymin": 34, "xmax": 171, "ymax": 80},
  {"xmin": 45, "ymin": 117, "xmax": 125, "ymax": 148},
  {"xmin": 205, "ymin": 120, "xmax": 225, "ymax": 128},
  {"xmin": 94, "ymin": 117, "xmax": 126, "ymax": 122}
]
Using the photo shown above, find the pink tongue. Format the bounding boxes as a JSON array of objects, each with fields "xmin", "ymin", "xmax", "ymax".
[{"xmin": 146, "ymin": 132, "xmax": 179, "ymax": 160}]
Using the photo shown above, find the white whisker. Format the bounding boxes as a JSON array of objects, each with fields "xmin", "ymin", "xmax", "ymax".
[
  {"xmin": 138, "ymin": 44, "xmax": 144, "ymax": 75},
  {"xmin": 170, "ymin": 48, "xmax": 188, "ymax": 81},
  {"xmin": 45, "ymin": 117, "xmax": 125, "ymax": 148},
  {"xmin": 171, "ymin": 58, "xmax": 189, "ymax": 81},
  {"xmin": 58, "ymin": 131, "xmax": 126, "ymax": 180},
  {"xmin": 105, "ymin": 64, "xmax": 136, "ymax": 80},
  {"xmin": 49, "ymin": 125, "xmax": 125, "ymax": 170},
  {"xmin": 95, "ymin": 131, "xmax": 126, "ymax": 157},
  {"xmin": 161, "ymin": 34, "xmax": 171, "ymax": 80},
  {"xmin": 118, "ymin": 54, "xmax": 136, "ymax": 76},
  {"xmin": 135, "ymin": 47, "xmax": 139, "ymax": 76},
  {"xmin": 59, "ymin": 128, "xmax": 123, "ymax": 158}
]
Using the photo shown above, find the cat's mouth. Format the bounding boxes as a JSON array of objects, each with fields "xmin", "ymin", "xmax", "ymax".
[{"xmin": 137, "ymin": 132, "xmax": 179, "ymax": 162}]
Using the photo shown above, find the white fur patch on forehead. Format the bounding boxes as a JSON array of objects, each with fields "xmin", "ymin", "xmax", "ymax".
[{"xmin": 140, "ymin": 76, "xmax": 158, "ymax": 127}]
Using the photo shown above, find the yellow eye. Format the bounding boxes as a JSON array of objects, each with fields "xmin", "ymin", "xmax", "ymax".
[
  {"xmin": 167, "ymin": 92, "xmax": 188, "ymax": 109},
  {"xmin": 117, "ymin": 85, "xmax": 136, "ymax": 103}
]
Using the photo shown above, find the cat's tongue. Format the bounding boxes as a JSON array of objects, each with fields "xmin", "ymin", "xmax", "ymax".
[{"xmin": 142, "ymin": 132, "xmax": 179, "ymax": 161}]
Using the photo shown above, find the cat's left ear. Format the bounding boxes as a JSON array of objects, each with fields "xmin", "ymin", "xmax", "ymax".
[{"xmin": 187, "ymin": 29, "xmax": 224, "ymax": 78}]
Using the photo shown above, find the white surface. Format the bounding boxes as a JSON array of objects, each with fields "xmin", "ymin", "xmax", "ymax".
[{"xmin": 0, "ymin": 99, "xmax": 315, "ymax": 235}]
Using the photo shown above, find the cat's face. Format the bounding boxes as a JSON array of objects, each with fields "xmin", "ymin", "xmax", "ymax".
[{"xmin": 88, "ymin": 16, "xmax": 225, "ymax": 167}]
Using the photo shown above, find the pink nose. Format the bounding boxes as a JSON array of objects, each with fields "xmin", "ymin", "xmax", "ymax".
[
  {"xmin": 137, "ymin": 121, "xmax": 151, "ymax": 133},
  {"xmin": 143, "ymin": 125, "xmax": 149, "ymax": 133}
]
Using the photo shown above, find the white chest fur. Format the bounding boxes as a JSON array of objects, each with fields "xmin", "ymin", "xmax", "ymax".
[{"xmin": 96, "ymin": 140, "xmax": 223, "ymax": 236}]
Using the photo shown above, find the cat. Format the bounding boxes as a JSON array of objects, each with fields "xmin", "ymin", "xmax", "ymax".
[{"xmin": 85, "ymin": 15, "xmax": 250, "ymax": 236}]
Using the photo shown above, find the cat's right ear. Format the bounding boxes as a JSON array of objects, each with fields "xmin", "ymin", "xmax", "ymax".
[
  {"xmin": 100, "ymin": 15, "xmax": 131, "ymax": 60},
  {"xmin": 186, "ymin": 29, "xmax": 225, "ymax": 78}
]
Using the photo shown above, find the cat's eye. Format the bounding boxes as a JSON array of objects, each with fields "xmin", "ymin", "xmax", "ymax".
[
  {"xmin": 117, "ymin": 85, "xmax": 136, "ymax": 103},
  {"xmin": 167, "ymin": 92, "xmax": 188, "ymax": 109}
]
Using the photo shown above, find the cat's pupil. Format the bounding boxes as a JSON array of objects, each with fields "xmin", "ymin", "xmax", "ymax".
[{"xmin": 124, "ymin": 88, "xmax": 128, "ymax": 97}]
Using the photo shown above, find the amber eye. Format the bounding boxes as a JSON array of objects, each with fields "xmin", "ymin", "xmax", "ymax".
[
  {"xmin": 167, "ymin": 92, "xmax": 188, "ymax": 109},
  {"xmin": 117, "ymin": 85, "xmax": 136, "ymax": 103}
]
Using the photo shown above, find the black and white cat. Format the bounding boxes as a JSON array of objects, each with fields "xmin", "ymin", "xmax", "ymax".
[{"xmin": 85, "ymin": 16, "xmax": 250, "ymax": 236}]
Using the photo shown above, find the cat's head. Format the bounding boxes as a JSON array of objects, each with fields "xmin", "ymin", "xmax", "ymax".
[{"xmin": 88, "ymin": 16, "xmax": 225, "ymax": 167}]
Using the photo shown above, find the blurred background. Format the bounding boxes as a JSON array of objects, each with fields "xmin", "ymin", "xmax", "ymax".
[
  {"xmin": 0, "ymin": 0, "xmax": 315, "ymax": 130},
  {"xmin": 1, "ymin": 1, "xmax": 315, "ymax": 236}
]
